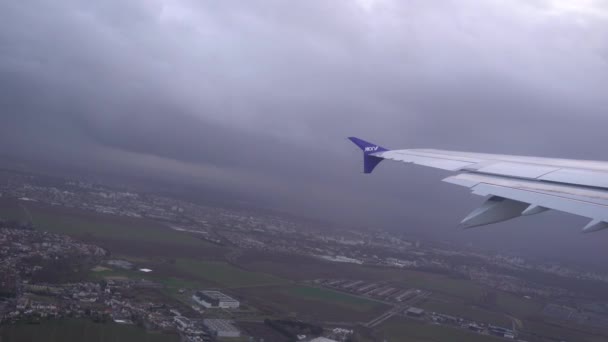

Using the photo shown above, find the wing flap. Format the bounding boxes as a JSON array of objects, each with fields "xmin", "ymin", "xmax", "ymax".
[
  {"xmin": 540, "ymin": 168, "xmax": 608, "ymax": 189},
  {"xmin": 475, "ymin": 162, "xmax": 559, "ymax": 179},
  {"xmin": 444, "ymin": 173, "xmax": 608, "ymax": 223},
  {"xmin": 472, "ymin": 183, "xmax": 608, "ymax": 222}
]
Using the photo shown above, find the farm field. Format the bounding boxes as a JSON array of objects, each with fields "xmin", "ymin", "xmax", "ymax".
[
  {"xmin": 239, "ymin": 251, "xmax": 488, "ymax": 300},
  {"xmin": 0, "ymin": 319, "xmax": 179, "ymax": 342},
  {"xmin": 174, "ymin": 259, "xmax": 290, "ymax": 288},
  {"xmin": 495, "ymin": 292, "xmax": 543, "ymax": 317},
  {"xmin": 0, "ymin": 199, "xmax": 25, "ymax": 221},
  {"xmin": 518, "ymin": 320, "xmax": 608, "ymax": 342},
  {"xmin": 235, "ymin": 284, "xmax": 388, "ymax": 322},
  {"xmin": 285, "ymin": 285, "xmax": 382, "ymax": 312},
  {"xmin": 89, "ymin": 259, "xmax": 289, "ymax": 303},
  {"xmin": 0, "ymin": 200, "xmax": 225, "ymax": 259},
  {"xmin": 420, "ymin": 297, "xmax": 512, "ymax": 326},
  {"xmin": 378, "ymin": 317, "xmax": 504, "ymax": 342}
]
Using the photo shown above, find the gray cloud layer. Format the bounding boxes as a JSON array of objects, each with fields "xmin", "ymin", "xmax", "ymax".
[{"xmin": 1, "ymin": 0, "xmax": 608, "ymax": 264}]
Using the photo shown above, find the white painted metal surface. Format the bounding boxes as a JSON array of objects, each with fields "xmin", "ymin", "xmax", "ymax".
[
  {"xmin": 476, "ymin": 162, "xmax": 559, "ymax": 179},
  {"xmin": 375, "ymin": 150, "xmax": 474, "ymax": 171},
  {"xmin": 368, "ymin": 146, "xmax": 608, "ymax": 231},
  {"xmin": 540, "ymin": 168, "xmax": 608, "ymax": 189}
]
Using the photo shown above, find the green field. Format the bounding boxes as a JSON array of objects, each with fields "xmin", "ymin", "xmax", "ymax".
[
  {"xmin": 0, "ymin": 199, "xmax": 201, "ymax": 245},
  {"xmin": 285, "ymin": 285, "xmax": 382, "ymax": 312},
  {"xmin": 0, "ymin": 200, "xmax": 295, "ymax": 295},
  {"xmin": 234, "ymin": 284, "xmax": 388, "ymax": 322},
  {"xmin": 379, "ymin": 317, "xmax": 504, "ymax": 342},
  {"xmin": 95, "ymin": 268, "xmax": 202, "ymax": 291},
  {"xmin": 519, "ymin": 320, "xmax": 608, "ymax": 342},
  {"xmin": 0, "ymin": 201, "xmax": 289, "ymax": 291},
  {"xmin": 420, "ymin": 298, "xmax": 511, "ymax": 326},
  {"xmin": 0, "ymin": 200, "xmax": 225, "ymax": 259},
  {"xmin": 89, "ymin": 258, "xmax": 291, "ymax": 307},
  {"xmin": 495, "ymin": 292, "xmax": 543, "ymax": 317},
  {"xmin": 175, "ymin": 259, "xmax": 289, "ymax": 288},
  {"xmin": 0, "ymin": 200, "xmax": 25, "ymax": 221},
  {"xmin": 26, "ymin": 208, "xmax": 198, "ymax": 245},
  {"xmin": 0, "ymin": 319, "xmax": 179, "ymax": 342},
  {"xmin": 241, "ymin": 255, "xmax": 488, "ymax": 301},
  {"xmin": 387, "ymin": 271, "xmax": 485, "ymax": 301}
]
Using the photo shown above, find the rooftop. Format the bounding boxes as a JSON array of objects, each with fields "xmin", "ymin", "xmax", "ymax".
[
  {"xmin": 196, "ymin": 290, "xmax": 238, "ymax": 302},
  {"xmin": 406, "ymin": 307, "xmax": 425, "ymax": 315},
  {"xmin": 203, "ymin": 319, "xmax": 240, "ymax": 333}
]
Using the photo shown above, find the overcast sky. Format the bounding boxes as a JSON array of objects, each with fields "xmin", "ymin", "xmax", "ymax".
[{"xmin": 1, "ymin": 0, "xmax": 608, "ymax": 264}]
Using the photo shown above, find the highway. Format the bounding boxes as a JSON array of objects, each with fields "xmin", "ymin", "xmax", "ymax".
[{"xmin": 364, "ymin": 291, "xmax": 431, "ymax": 328}]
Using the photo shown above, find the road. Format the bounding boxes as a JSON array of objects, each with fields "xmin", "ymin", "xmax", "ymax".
[{"xmin": 364, "ymin": 291, "xmax": 431, "ymax": 328}]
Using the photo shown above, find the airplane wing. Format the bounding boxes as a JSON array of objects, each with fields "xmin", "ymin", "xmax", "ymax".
[{"xmin": 348, "ymin": 137, "xmax": 608, "ymax": 232}]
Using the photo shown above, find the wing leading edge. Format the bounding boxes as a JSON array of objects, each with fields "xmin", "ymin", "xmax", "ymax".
[{"xmin": 348, "ymin": 137, "xmax": 608, "ymax": 233}]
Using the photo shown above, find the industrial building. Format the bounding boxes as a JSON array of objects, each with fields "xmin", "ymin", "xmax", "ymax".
[
  {"xmin": 406, "ymin": 307, "xmax": 425, "ymax": 317},
  {"xmin": 193, "ymin": 290, "xmax": 240, "ymax": 309},
  {"xmin": 174, "ymin": 316, "xmax": 191, "ymax": 330},
  {"xmin": 203, "ymin": 319, "xmax": 241, "ymax": 338}
]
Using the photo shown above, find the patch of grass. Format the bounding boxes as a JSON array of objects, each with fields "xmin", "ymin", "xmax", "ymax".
[
  {"xmin": 218, "ymin": 337, "xmax": 251, "ymax": 342},
  {"xmin": 160, "ymin": 277, "xmax": 201, "ymax": 290},
  {"xmin": 27, "ymin": 209, "xmax": 199, "ymax": 245},
  {"xmin": 241, "ymin": 255, "xmax": 485, "ymax": 301},
  {"xmin": 284, "ymin": 286, "xmax": 382, "ymax": 312},
  {"xmin": 496, "ymin": 293, "xmax": 543, "ymax": 317},
  {"xmin": 0, "ymin": 200, "xmax": 28, "ymax": 221},
  {"xmin": 89, "ymin": 267, "xmax": 201, "ymax": 294},
  {"xmin": 0, "ymin": 319, "xmax": 179, "ymax": 342},
  {"xmin": 175, "ymin": 259, "xmax": 289, "ymax": 288},
  {"xmin": 89, "ymin": 268, "xmax": 141, "ymax": 282},
  {"xmin": 390, "ymin": 271, "xmax": 485, "ymax": 301},
  {"xmin": 236, "ymin": 285, "xmax": 389, "ymax": 322},
  {"xmin": 379, "ymin": 317, "xmax": 504, "ymax": 342},
  {"xmin": 420, "ymin": 298, "xmax": 511, "ymax": 326},
  {"xmin": 91, "ymin": 266, "xmax": 111, "ymax": 272},
  {"xmin": 520, "ymin": 320, "xmax": 608, "ymax": 342},
  {"xmin": 1, "ymin": 201, "xmax": 226, "ymax": 259}
]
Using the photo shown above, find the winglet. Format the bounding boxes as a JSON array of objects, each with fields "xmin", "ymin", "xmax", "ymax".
[{"xmin": 348, "ymin": 137, "xmax": 389, "ymax": 174}]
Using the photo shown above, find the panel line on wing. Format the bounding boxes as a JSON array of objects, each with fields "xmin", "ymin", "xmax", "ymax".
[
  {"xmin": 471, "ymin": 183, "xmax": 608, "ymax": 222},
  {"xmin": 385, "ymin": 150, "xmax": 482, "ymax": 164}
]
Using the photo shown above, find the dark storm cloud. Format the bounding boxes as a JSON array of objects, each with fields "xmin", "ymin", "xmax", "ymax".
[{"xmin": 1, "ymin": 0, "xmax": 608, "ymax": 261}]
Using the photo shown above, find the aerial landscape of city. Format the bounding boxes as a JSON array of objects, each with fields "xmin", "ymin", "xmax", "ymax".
[
  {"xmin": 0, "ymin": 168, "xmax": 607, "ymax": 341},
  {"xmin": 2, "ymin": 0, "xmax": 608, "ymax": 341}
]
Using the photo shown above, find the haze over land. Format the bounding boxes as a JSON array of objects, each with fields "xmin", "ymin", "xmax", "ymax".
[{"xmin": 1, "ymin": 0, "xmax": 608, "ymax": 263}]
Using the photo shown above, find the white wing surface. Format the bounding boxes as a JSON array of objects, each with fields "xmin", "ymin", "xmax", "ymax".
[{"xmin": 348, "ymin": 137, "xmax": 608, "ymax": 232}]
